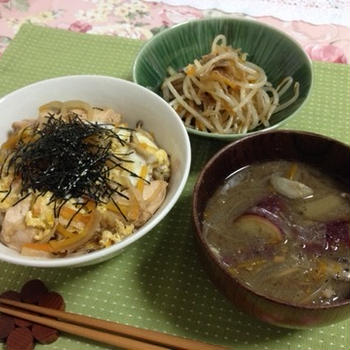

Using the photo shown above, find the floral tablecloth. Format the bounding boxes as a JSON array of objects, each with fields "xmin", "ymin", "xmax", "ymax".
[{"xmin": 0, "ymin": 0, "xmax": 349, "ymax": 64}]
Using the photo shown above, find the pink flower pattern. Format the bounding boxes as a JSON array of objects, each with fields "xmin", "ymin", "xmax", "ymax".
[
  {"xmin": 68, "ymin": 20, "xmax": 92, "ymax": 33},
  {"xmin": 0, "ymin": 0, "xmax": 348, "ymax": 63},
  {"xmin": 305, "ymin": 43, "xmax": 347, "ymax": 63}
]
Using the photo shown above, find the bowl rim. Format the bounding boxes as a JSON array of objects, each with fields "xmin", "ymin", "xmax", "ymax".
[
  {"xmin": 132, "ymin": 16, "xmax": 314, "ymax": 141},
  {"xmin": 192, "ymin": 129, "xmax": 350, "ymax": 310},
  {"xmin": 0, "ymin": 74, "xmax": 192, "ymax": 268}
]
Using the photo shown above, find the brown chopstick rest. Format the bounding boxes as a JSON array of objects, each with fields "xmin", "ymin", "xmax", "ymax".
[
  {"xmin": 6, "ymin": 327, "xmax": 34, "ymax": 350},
  {"xmin": 14, "ymin": 317, "xmax": 32, "ymax": 328},
  {"xmin": 38, "ymin": 291, "xmax": 65, "ymax": 311},
  {"xmin": 0, "ymin": 292, "xmax": 21, "ymax": 302},
  {"xmin": 0, "ymin": 315, "xmax": 15, "ymax": 340},
  {"xmin": 0, "ymin": 280, "xmax": 65, "ymax": 350},
  {"xmin": 20, "ymin": 280, "xmax": 48, "ymax": 304},
  {"xmin": 32, "ymin": 324, "xmax": 59, "ymax": 344}
]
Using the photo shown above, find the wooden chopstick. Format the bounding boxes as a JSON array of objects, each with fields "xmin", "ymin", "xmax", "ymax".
[
  {"xmin": 0, "ymin": 303, "xmax": 167, "ymax": 350},
  {"xmin": 0, "ymin": 298, "xmax": 227, "ymax": 350}
]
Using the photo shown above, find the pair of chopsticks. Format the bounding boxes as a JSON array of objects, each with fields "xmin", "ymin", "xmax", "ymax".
[{"xmin": 0, "ymin": 298, "xmax": 227, "ymax": 350}]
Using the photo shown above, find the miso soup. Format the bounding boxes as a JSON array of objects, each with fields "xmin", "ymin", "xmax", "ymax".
[{"xmin": 203, "ymin": 161, "xmax": 350, "ymax": 306}]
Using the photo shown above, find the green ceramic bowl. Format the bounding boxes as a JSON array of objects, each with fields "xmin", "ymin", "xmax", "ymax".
[{"xmin": 133, "ymin": 17, "xmax": 313, "ymax": 141}]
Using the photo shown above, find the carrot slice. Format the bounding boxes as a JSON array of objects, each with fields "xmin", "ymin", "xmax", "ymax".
[
  {"xmin": 21, "ymin": 243, "xmax": 53, "ymax": 253},
  {"xmin": 287, "ymin": 163, "xmax": 298, "ymax": 180},
  {"xmin": 185, "ymin": 64, "xmax": 196, "ymax": 76}
]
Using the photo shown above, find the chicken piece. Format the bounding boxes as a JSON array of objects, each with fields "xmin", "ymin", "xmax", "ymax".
[
  {"xmin": 143, "ymin": 180, "xmax": 167, "ymax": 212},
  {"xmin": 0, "ymin": 196, "xmax": 37, "ymax": 251},
  {"xmin": 91, "ymin": 108, "xmax": 121, "ymax": 125},
  {"xmin": 136, "ymin": 180, "xmax": 168, "ymax": 226}
]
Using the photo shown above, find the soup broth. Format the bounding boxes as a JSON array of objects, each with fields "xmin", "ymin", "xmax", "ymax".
[{"xmin": 203, "ymin": 161, "xmax": 350, "ymax": 306}]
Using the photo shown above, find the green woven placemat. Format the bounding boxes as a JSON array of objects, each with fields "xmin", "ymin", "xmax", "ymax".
[{"xmin": 0, "ymin": 24, "xmax": 349, "ymax": 350}]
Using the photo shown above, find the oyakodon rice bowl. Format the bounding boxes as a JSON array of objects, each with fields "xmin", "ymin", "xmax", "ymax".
[{"xmin": 0, "ymin": 76, "xmax": 191, "ymax": 268}]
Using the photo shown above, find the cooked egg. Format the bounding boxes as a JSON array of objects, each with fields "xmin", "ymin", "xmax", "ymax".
[{"xmin": 25, "ymin": 193, "xmax": 55, "ymax": 241}]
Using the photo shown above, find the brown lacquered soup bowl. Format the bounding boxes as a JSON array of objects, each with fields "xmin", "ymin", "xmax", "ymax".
[{"xmin": 192, "ymin": 130, "xmax": 350, "ymax": 329}]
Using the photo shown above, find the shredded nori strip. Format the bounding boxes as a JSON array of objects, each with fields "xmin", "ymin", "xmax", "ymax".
[{"xmin": 4, "ymin": 114, "xmax": 147, "ymax": 218}]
